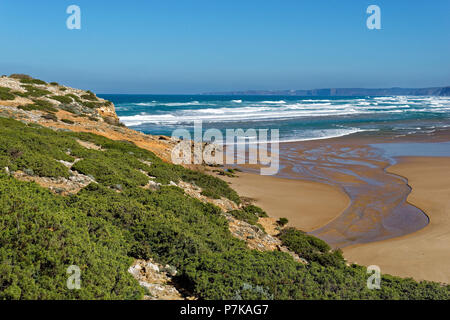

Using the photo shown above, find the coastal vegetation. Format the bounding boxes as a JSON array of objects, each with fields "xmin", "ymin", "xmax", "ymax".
[
  {"xmin": 50, "ymin": 95, "xmax": 73, "ymax": 104},
  {"xmin": 277, "ymin": 217, "xmax": 289, "ymax": 226},
  {"xmin": 0, "ymin": 116, "xmax": 448, "ymax": 300},
  {"xmin": 18, "ymin": 99, "xmax": 58, "ymax": 113},
  {"xmin": 18, "ymin": 85, "xmax": 52, "ymax": 98},
  {"xmin": 0, "ymin": 87, "xmax": 15, "ymax": 101},
  {"xmin": 229, "ymin": 205, "xmax": 268, "ymax": 226}
]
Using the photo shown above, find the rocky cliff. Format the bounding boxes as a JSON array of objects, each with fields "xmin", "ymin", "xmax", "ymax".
[
  {"xmin": 0, "ymin": 74, "xmax": 119, "ymax": 124},
  {"xmin": 0, "ymin": 74, "xmax": 176, "ymax": 161}
]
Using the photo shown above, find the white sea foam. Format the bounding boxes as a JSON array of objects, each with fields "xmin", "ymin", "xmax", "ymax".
[
  {"xmin": 216, "ymin": 128, "xmax": 378, "ymax": 145},
  {"xmin": 134, "ymin": 101, "xmax": 204, "ymax": 107},
  {"xmin": 118, "ymin": 96, "xmax": 450, "ymax": 129},
  {"xmin": 260, "ymin": 100, "xmax": 286, "ymax": 104}
]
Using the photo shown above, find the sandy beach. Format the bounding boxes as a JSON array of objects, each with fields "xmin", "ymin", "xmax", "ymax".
[
  {"xmin": 221, "ymin": 172, "xmax": 350, "ymax": 232},
  {"xmin": 343, "ymin": 157, "xmax": 450, "ymax": 284}
]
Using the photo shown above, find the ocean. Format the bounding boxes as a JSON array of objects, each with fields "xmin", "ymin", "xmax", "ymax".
[{"xmin": 99, "ymin": 95, "xmax": 450, "ymax": 142}]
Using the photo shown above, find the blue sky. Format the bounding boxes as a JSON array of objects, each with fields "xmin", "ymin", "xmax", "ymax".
[{"xmin": 0, "ymin": 0, "xmax": 449, "ymax": 93}]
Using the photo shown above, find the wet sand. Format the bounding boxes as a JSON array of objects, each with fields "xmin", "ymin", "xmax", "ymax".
[
  {"xmin": 221, "ymin": 172, "xmax": 350, "ymax": 232},
  {"xmin": 343, "ymin": 157, "xmax": 450, "ymax": 284},
  {"xmin": 276, "ymin": 139, "xmax": 430, "ymax": 247}
]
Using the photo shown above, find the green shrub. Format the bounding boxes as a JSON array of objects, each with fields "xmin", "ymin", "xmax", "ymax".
[
  {"xmin": 0, "ymin": 87, "xmax": 15, "ymax": 100},
  {"xmin": 279, "ymin": 227, "xmax": 345, "ymax": 267},
  {"xmin": 18, "ymin": 99, "xmax": 57, "ymax": 113},
  {"xmin": 65, "ymin": 94, "xmax": 81, "ymax": 103},
  {"xmin": 81, "ymin": 92, "xmax": 98, "ymax": 101},
  {"xmin": 228, "ymin": 205, "xmax": 267, "ymax": 225},
  {"xmin": 20, "ymin": 78, "xmax": 47, "ymax": 85},
  {"xmin": 201, "ymin": 189, "xmax": 221, "ymax": 199},
  {"xmin": 72, "ymin": 157, "xmax": 149, "ymax": 189},
  {"xmin": 50, "ymin": 95, "xmax": 73, "ymax": 104},
  {"xmin": 277, "ymin": 217, "xmax": 289, "ymax": 226},
  {"xmin": 19, "ymin": 85, "xmax": 51, "ymax": 98},
  {"xmin": 145, "ymin": 160, "xmax": 240, "ymax": 203},
  {"xmin": 0, "ymin": 173, "xmax": 144, "ymax": 299},
  {"xmin": 9, "ymin": 74, "xmax": 32, "ymax": 80},
  {"xmin": 229, "ymin": 209, "xmax": 259, "ymax": 225},
  {"xmin": 61, "ymin": 119, "xmax": 75, "ymax": 124},
  {"xmin": 83, "ymin": 101, "xmax": 102, "ymax": 109},
  {"xmin": 244, "ymin": 204, "xmax": 268, "ymax": 218}
]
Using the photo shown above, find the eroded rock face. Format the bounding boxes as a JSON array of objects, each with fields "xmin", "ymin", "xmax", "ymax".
[
  {"xmin": 225, "ymin": 213, "xmax": 307, "ymax": 264},
  {"xmin": 13, "ymin": 167, "xmax": 96, "ymax": 196},
  {"xmin": 177, "ymin": 180, "xmax": 240, "ymax": 212},
  {"xmin": 128, "ymin": 259, "xmax": 195, "ymax": 300}
]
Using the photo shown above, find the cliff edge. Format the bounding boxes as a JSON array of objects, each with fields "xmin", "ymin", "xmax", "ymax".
[{"xmin": 0, "ymin": 74, "xmax": 176, "ymax": 160}]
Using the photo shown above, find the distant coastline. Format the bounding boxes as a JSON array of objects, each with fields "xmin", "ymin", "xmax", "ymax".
[{"xmin": 204, "ymin": 86, "xmax": 450, "ymax": 96}]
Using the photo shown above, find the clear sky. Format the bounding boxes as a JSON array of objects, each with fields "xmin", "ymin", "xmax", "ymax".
[{"xmin": 0, "ymin": 0, "xmax": 449, "ymax": 93}]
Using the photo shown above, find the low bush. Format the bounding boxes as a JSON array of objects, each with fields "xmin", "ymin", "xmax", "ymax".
[
  {"xmin": 0, "ymin": 174, "xmax": 144, "ymax": 299},
  {"xmin": 65, "ymin": 94, "xmax": 81, "ymax": 103},
  {"xmin": 280, "ymin": 227, "xmax": 343, "ymax": 267},
  {"xmin": 229, "ymin": 205, "xmax": 267, "ymax": 225},
  {"xmin": 50, "ymin": 95, "xmax": 73, "ymax": 104},
  {"xmin": 19, "ymin": 85, "xmax": 51, "ymax": 98},
  {"xmin": 20, "ymin": 78, "xmax": 47, "ymax": 85},
  {"xmin": 277, "ymin": 217, "xmax": 289, "ymax": 226},
  {"xmin": 229, "ymin": 209, "xmax": 258, "ymax": 225},
  {"xmin": 200, "ymin": 189, "xmax": 221, "ymax": 199},
  {"xmin": 0, "ymin": 87, "xmax": 15, "ymax": 100},
  {"xmin": 245, "ymin": 204, "xmax": 268, "ymax": 218},
  {"xmin": 9, "ymin": 74, "xmax": 32, "ymax": 80},
  {"xmin": 18, "ymin": 99, "xmax": 57, "ymax": 113},
  {"xmin": 83, "ymin": 101, "xmax": 102, "ymax": 109},
  {"xmin": 81, "ymin": 92, "xmax": 98, "ymax": 101}
]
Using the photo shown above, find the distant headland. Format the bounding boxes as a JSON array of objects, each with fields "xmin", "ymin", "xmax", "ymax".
[{"xmin": 204, "ymin": 86, "xmax": 450, "ymax": 96}]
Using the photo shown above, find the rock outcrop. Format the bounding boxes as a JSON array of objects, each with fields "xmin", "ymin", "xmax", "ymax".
[
  {"xmin": 128, "ymin": 259, "xmax": 195, "ymax": 300},
  {"xmin": 0, "ymin": 74, "xmax": 119, "ymax": 124}
]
